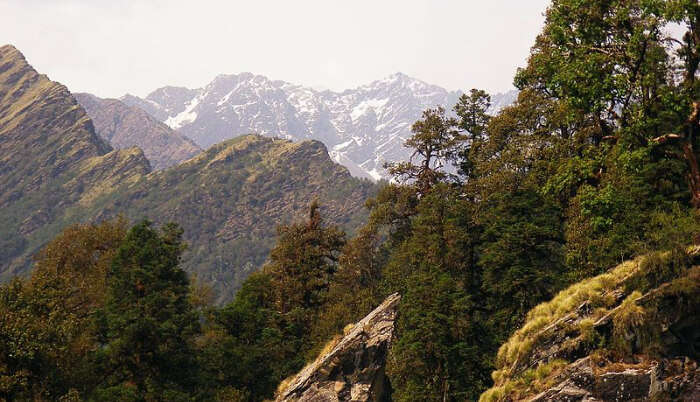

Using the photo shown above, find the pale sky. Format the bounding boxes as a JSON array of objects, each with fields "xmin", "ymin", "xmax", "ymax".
[{"xmin": 0, "ymin": 0, "xmax": 550, "ymax": 98}]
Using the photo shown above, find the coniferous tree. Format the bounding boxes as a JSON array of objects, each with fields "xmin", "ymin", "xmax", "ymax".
[
  {"xmin": 454, "ymin": 89, "xmax": 492, "ymax": 180},
  {"xmin": 92, "ymin": 221, "xmax": 200, "ymax": 401},
  {"xmin": 384, "ymin": 185, "xmax": 490, "ymax": 401},
  {"xmin": 265, "ymin": 201, "xmax": 346, "ymax": 314},
  {"xmin": 199, "ymin": 203, "xmax": 347, "ymax": 401}
]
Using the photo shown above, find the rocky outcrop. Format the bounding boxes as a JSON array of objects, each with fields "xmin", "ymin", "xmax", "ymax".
[
  {"xmin": 529, "ymin": 356, "xmax": 699, "ymax": 401},
  {"xmin": 480, "ymin": 250, "xmax": 700, "ymax": 402},
  {"xmin": 276, "ymin": 293, "xmax": 400, "ymax": 402},
  {"xmin": 74, "ymin": 93, "xmax": 200, "ymax": 170}
]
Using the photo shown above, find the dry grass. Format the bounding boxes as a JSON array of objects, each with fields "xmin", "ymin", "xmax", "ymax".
[
  {"xmin": 482, "ymin": 248, "xmax": 697, "ymax": 401},
  {"xmin": 318, "ymin": 334, "xmax": 342, "ymax": 357},
  {"xmin": 611, "ymin": 291, "xmax": 646, "ymax": 352},
  {"xmin": 479, "ymin": 360, "xmax": 568, "ymax": 402},
  {"xmin": 494, "ymin": 258, "xmax": 640, "ymax": 377},
  {"xmin": 275, "ymin": 375, "xmax": 296, "ymax": 397}
]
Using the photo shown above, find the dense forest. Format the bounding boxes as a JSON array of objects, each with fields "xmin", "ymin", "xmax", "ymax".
[{"xmin": 1, "ymin": 0, "xmax": 699, "ymax": 401}]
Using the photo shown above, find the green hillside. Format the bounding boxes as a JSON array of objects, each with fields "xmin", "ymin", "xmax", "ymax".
[{"xmin": 82, "ymin": 134, "xmax": 375, "ymax": 301}]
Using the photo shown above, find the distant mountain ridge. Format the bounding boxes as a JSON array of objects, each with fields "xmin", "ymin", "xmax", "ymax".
[
  {"xmin": 0, "ymin": 45, "xmax": 375, "ymax": 302},
  {"xmin": 121, "ymin": 73, "xmax": 517, "ymax": 180},
  {"xmin": 74, "ymin": 93, "xmax": 201, "ymax": 170}
]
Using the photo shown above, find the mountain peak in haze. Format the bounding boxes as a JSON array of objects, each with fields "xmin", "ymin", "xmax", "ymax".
[{"xmin": 120, "ymin": 72, "xmax": 517, "ymax": 180}]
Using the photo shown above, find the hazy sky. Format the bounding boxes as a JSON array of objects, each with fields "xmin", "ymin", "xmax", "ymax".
[{"xmin": 1, "ymin": 0, "xmax": 550, "ymax": 98}]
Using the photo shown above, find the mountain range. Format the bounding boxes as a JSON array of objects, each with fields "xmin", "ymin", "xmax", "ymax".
[
  {"xmin": 119, "ymin": 73, "xmax": 517, "ymax": 180},
  {"xmin": 0, "ymin": 44, "xmax": 374, "ymax": 302}
]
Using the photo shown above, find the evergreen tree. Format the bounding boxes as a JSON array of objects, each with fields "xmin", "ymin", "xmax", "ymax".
[
  {"xmin": 384, "ymin": 185, "xmax": 490, "ymax": 401},
  {"xmin": 200, "ymin": 203, "xmax": 347, "ymax": 401},
  {"xmin": 92, "ymin": 221, "xmax": 200, "ymax": 401},
  {"xmin": 265, "ymin": 201, "xmax": 346, "ymax": 314},
  {"xmin": 454, "ymin": 89, "xmax": 492, "ymax": 179},
  {"xmin": 478, "ymin": 190, "xmax": 565, "ymax": 334}
]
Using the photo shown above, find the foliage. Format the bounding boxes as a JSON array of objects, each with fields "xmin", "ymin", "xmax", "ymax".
[
  {"xmin": 3, "ymin": 1, "xmax": 700, "ymax": 401},
  {"xmin": 0, "ymin": 219, "xmax": 127, "ymax": 400},
  {"xmin": 91, "ymin": 221, "xmax": 201, "ymax": 400},
  {"xmin": 385, "ymin": 107, "xmax": 461, "ymax": 192},
  {"xmin": 200, "ymin": 203, "xmax": 347, "ymax": 401},
  {"xmin": 478, "ymin": 190, "xmax": 566, "ymax": 335},
  {"xmin": 453, "ymin": 88, "xmax": 491, "ymax": 179}
]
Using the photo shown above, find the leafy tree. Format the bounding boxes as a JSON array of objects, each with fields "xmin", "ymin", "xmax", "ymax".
[{"xmin": 0, "ymin": 219, "xmax": 127, "ymax": 400}]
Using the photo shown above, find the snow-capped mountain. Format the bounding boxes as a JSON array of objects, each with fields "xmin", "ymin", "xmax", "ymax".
[{"xmin": 121, "ymin": 73, "xmax": 517, "ymax": 180}]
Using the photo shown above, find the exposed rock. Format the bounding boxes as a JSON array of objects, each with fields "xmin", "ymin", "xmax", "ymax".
[
  {"xmin": 481, "ymin": 251, "xmax": 700, "ymax": 402},
  {"xmin": 276, "ymin": 293, "xmax": 400, "ymax": 402},
  {"xmin": 530, "ymin": 357, "xmax": 699, "ymax": 401}
]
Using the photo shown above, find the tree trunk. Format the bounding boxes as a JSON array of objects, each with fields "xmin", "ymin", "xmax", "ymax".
[{"xmin": 684, "ymin": 142, "xmax": 700, "ymax": 208}]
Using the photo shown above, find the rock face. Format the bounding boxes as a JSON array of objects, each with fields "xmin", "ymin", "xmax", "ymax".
[
  {"xmin": 120, "ymin": 73, "xmax": 517, "ymax": 180},
  {"xmin": 529, "ymin": 356, "xmax": 699, "ymax": 401},
  {"xmin": 74, "ymin": 93, "xmax": 200, "ymax": 170},
  {"xmin": 277, "ymin": 293, "xmax": 401, "ymax": 402},
  {"xmin": 480, "ymin": 250, "xmax": 700, "ymax": 402}
]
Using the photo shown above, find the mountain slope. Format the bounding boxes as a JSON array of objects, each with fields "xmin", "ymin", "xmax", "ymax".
[
  {"xmin": 74, "ymin": 93, "xmax": 201, "ymax": 170},
  {"xmin": 122, "ymin": 73, "xmax": 517, "ymax": 180},
  {"xmin": 81, "ymin": 134, "xmax": 374, "ymax": 302},
  {"xmin": 0, "ymin": 44, "xmax": 152, "ymax": 279}
]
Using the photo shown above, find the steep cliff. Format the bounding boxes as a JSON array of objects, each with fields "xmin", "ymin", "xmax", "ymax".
[
  {"xmin": 276, "ymin": 293, "xmax": 400, "ymax": 402},
  {"xmin": 480, "ymin": 248, "xmax": 700, "ymax": 401}
]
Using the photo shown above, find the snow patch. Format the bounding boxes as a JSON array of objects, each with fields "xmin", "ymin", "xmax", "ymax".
[
  {"xmin": 332, "ymin": 139, "xmax": 354, "ymax": 151},
  {"xmin": 367, "ymin": 167, "xmax": 384, "ymax": 181},
  {"xmin": 165, "ymin": 95, "xmax": 201, "ymax": 129},
  {"xmin": 350, "ymin": 98, "xmax": 389, "ymax": 121}
]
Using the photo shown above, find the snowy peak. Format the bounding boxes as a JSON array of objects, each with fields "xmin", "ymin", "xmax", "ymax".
[{"xmin": 121, "ymin": 73, "xmax": 517, "ymax": 180}]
